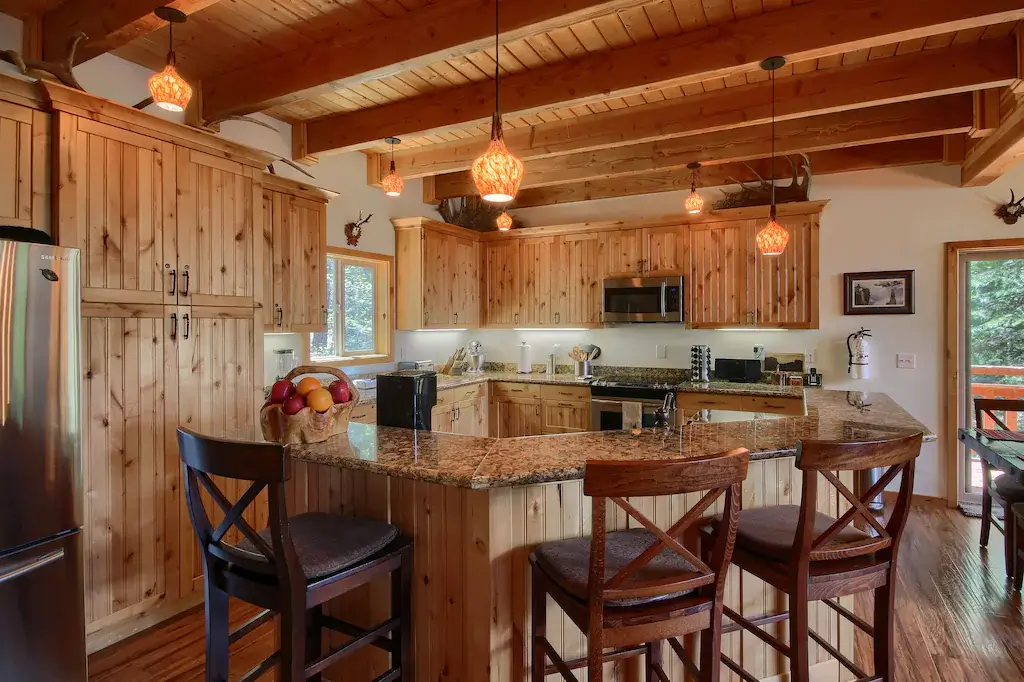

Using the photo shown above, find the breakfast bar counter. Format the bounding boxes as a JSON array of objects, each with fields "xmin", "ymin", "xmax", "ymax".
[{"xmin": 285, "ymin": 390, "xmax": 930, "ymax": 682}]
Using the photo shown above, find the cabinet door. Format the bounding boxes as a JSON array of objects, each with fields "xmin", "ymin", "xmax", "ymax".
[
  {"xmin": 176, "ymin": 149, "xmax": 260, "ymax": 308},
  {"xmin": 284, "ymin": 195, "xmax": 326, "ymax": 332},
  {"xmin": 453, "ymin": 396, "xmax": 488, "ymax": 436},
  {"xmin": 484, "ymin": 240, "xmax": 520, "ymax": 327},
  {"xmin": 431, "ymin": 403, "xmax": 454, "ymax": 433},
  {"xmin": 81, "ymin": 304, "xmax": 180, "ymax": 627},
  {"xmin": 421, "ymin": 229, "xmax": 452, "ymax": 328},
  {"xmin": 644, "ymin": 225, "xmax": 688, "ymax": 276},
  {"xmin": 519, "ymin": 236, "xmax": 554, "ymax": 327},
  {"xmin": 59, "ymin": 116, "xmax": 175, "ymax": 305},
  {"xmin": 747, "ymin": 215, "xmax": 819, "ymax": 329},
  {"xmin": 0, "ymin": 102, "xmax": 47, "ymax": 231},
  {"xmin": 553, "ymin": 234, "xmax": 602, "ymax": 327},
  {"xmin": 602, "ymin": 228, "xmax": 644, "ymax": 278},
  {"xmin": 451, "ymin": 236, "xmax": 480, "ymax": 328},
  {"xmin": 260, "ymin": 190, "xmax": 278, "ymax": 330},
  {"xmin": 688, "ymin": 221, "xmax": 747, "ymax": 328},
  {"xmin": 496, "ymin": 398, "xmax": 543, "ymax": 438},
  {"xmin": 542, "ymin": 400, "xmax": 590, "ymax": 434}
]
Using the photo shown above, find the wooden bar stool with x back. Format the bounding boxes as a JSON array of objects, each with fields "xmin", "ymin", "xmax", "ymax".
[
  {"xmin": 530, "ymin": 447, "xmax": 750, "ymax": 682},
  {"xmin": 974, "ymin": 398, "xmax": 1024, "ymax": 576},
  {"xmin": 177, "ymin": 428, "xmax": 413, "ymax": 682},
  {"xmin": 700, "ymin": 432, "xmax": 923, "ymax": 682}
]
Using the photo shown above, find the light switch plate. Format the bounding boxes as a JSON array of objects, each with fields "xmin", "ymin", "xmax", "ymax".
[
  {"xmin": 896, "ymin": 353, "xmax": 916, "ymax": 369},
  {"xmin": 656, "ymin": 344, "xmax": 667, "ymax": 359}
]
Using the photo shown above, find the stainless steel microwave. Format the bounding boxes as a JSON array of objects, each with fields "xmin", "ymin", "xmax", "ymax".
[{"xmin": 602, "ymin": 276, "xmax": 684, "ymax": 323}]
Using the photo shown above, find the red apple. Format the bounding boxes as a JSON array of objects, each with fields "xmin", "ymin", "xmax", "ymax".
[
  {"xmin": 270, "ymin": 379, "xmax": 296, "ymax": 403},
  {"xmin": 328, "ymin": 380, "xmax": 351, "ymax": 404},
  {"xmin": 282, "ymin": 395, "xmax": 306, "ymax": 416}
]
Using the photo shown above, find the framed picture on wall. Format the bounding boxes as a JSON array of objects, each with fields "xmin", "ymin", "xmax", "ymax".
[{"xmin": 843, "ymin": 270, "xmax": 915, "ymax": 315}]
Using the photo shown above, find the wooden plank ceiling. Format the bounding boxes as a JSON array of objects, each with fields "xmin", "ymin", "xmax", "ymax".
[{"xmin": 11, "ymin": 0, "xmax": 1024, "ymax": 203}]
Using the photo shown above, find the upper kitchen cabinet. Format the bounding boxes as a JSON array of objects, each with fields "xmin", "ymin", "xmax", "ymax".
[
  {"xmin": 393, "ymin": 217, "xmax": 482, "ymax": 330},
  {"xmin": 518, "ymin": 236, "xmax": 555, "ymax": 326},
  {"xmin": 643, "ymin": 225, "xmax": 689, "ymax": 276},
  {"xmin": 261, "ymin": 174, "xmax": 331, "ymax": 332},
  {"xmin": 601, "ymin": 228, "xmax": 643, "ymax": 278},
  {"xmin": 0, "ymin": 74, "xmax": 49, "ymax": 233},
  {"xmin": 483, "ymin": 238, "xmax": 520, "ymax": 327},
  {"xmin": 688, "ymin": 220, "xmax": 747, "ymax": 329},
  {"xmin": 553, "ymin": 233, "xmax": 602, "ymax": 327},
  {"xmin": 745, "ymin": 211, "xmax": 820, "ymax": 329}
]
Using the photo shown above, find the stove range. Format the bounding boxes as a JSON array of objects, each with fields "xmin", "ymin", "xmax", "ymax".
[{"xmin": 590, "ymin": 377, "xmax": 679, "ymax": 402}]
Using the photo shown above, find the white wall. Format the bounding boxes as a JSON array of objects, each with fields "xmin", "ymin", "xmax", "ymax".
[{"xmin": 399, "ymin": 162, "xmax": 1024, "ymax": 498}]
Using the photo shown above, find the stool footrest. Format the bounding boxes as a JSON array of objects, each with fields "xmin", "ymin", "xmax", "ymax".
[
  {"xmin": 319, "ymin": 613, "xmax": 395, "ymax": 653},
  {"xmin": 822, "ymin": 598, "xmax": 874, "ymax": 636},
  {"xmin": 307, "ymin": 617, "xmax": 399, "ymax": 678},
  {"xmin": 722, "ymin": 607, "xmax": 791, "ymax": 656},
  {"xmin": 666, "ymin": 636, "xmax": 700, "ymax": 679},
  {"xmin": 238, "ymin": 650, "xmax": 279, "ymax": 682},
  {"xmin": 371, "ymin": 669, "xmax": 401, "ymax": 682},
  {"xmin": 721, "ymin": 654, "xmax": 761, "ymax": 682},
  {"xmin": 808, "ymin": 628, "xmax": 867, "ymax": 680},
  {"xmin": 229, "ymin": 608, "xmax": 273, "ymax": 645},
  {"xmin": 540, "ymin": 639, "xmax": 645, "ymax": 676}
]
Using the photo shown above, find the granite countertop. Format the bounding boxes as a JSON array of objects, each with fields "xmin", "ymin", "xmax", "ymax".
[
  {"xmin": 353, "ymin": 371, "xmax": 804, "ymax": 407},
  {"xmin": 289, "ymin": 389, "xmax": 934, "ymax": 489}
]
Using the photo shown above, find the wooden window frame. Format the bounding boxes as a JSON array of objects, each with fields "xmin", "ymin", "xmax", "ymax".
[
  {"xmin": 303, "ymin": 246, "xmax": 394, "ymax": 368},
  {"xmin": 944, "ymin": 237, "xmax": 1024, "ymax": 506}
]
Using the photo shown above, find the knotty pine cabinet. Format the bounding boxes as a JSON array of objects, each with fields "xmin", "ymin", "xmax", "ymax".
[
  {"xmin": 552, "ymin": 233, "xmax": 601, "ymax": 327},
  {"xmin": 432, "ymin": 383, "xmax": 488, "ymax": 435},
  {"xmin": 260, "ymin": 175, "xmax": 330, "ymax": 332},
  {"xmin": 0, "ymin": 75, "xmax": 50, "ymax": 232},
  {"xmin": 688, "ymin": 220, "xmax": 747, "ymax": 329},
  {"xmin": 394, "ymin": 218, "xmax": 481, "ymax": 329},
  {"xmin": 483, "ymin": 238, "xmax": 519, "ymax": 326},
  {"xmin": 603, "ymin": 226, "xmax": 688, "ymax": 278}
]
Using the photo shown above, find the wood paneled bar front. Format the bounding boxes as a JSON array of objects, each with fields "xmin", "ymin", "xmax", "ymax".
[{"xmin": 277, "ymin": 388, "xmax": 933, "ymax": 682}]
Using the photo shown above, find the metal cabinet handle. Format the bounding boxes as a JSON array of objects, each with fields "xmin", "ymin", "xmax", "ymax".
[
  {"xmin": 643, "ymin": 259, "xmax": 649, "ymax": 273},
  {"xmin": 183, "ymin": 313, "xmax": 191, "ymax": 340},
  {"xmin": 0, "ymin": 548, "xmax": 64, "ymax": 585},
  {"xmin": 535, "ymin": 403, "xmax": 540, "ymax": 417},
  {"xmin": 660, "ymin": 281, "xmax": 668, "ymax": 318},
  {"xmin": 455, "ymin": 407, "xmax": 460, "ymax": 420},
  {"xmin": 276, "ymin": 306, "xmax": 284, "ymax": 327},
  {"xmin": 554, "ymin": 312, "xmax": 560, "ymax": 324},
  {"xmin": 182, "ymin": 267, "xmax": 190, "ymax": 297},
  {"xmin": 167, "ymin": 267, "xmax": 176, "ymax": 296},
  {"xmin": 424, "ymin": 311, "xmax": 429, "ymax": 326},
  {"xmin": 322, "ymin": 306, "xmax": 327, "ymax": 325},
  {"xmin": 170, "ymin": 313, "xmax": 177, "ymax": 339},
  {"xmin": 454, "ymin": 312, "xmax": 458, "ymax": 324},
  {"xmin": 514, "ymin": 313, "xmax": 519, "ymax": 325}
]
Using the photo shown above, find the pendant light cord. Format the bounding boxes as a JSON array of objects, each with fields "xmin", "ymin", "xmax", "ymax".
[
  {"xmin": 494, "ymin": 0, "xmax": 500, "ymax": 115},
  {"xmin": 168, "ymin": 20, "xmax": 174, "ymax": 64},
  {"xmin": 770, "ymin": 65, "xmax": 776, "ymax": 216}
]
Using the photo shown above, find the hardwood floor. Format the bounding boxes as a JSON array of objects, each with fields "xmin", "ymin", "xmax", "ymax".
[{"xmin": 87, "ymin": 499, "xmax": 1024, "ymax": 681}]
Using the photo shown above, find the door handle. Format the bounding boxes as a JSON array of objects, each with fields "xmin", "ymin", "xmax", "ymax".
[
  {"xmin": 276, "ymin": 306, "xmax": 284, "ymax": 327},
  {"xmin": 454, "ymin": 312, "xmax": 458, "ymax": 324},
  {"xmin": 660, "ymin": 281, "xmax": 668, "ymax": 318},
  {"xmin": 183, "ymin": 313, "xmax": 191, "ymax": 340},
  {"xmin": 181, "ymin": 267, "xmax": 190, "ymax": 297},
  {"xmin": 514, "ymin": 313, "xmax": 519, "ymax": 325},
  {"xmin": 554, "ymin": 312, "xmax": 560, "ymax": 324},
  {"xmin": 0, "ymin": 548, "xmax": 64, "ymax": 585},
  {"xmin": 167, "ymin": 267, "xmax": 176, "ymax": 296},
  {"xmin": 170, "ymin": 313, "xmax": 177, "ymax": 340}
]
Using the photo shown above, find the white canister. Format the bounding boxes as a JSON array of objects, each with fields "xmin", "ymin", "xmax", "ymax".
[{"xmin": 518, "ymin": 341, "xmax": 532, "ymax": 374}]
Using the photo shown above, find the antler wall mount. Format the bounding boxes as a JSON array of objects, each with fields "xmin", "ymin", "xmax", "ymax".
[
  {"xmin": 995, "ymin": 190, "xmax": 1024, "ymax": 225},
  {"xmin": 345, "ymin": 212, "xmax": 373, "ymax": 246}
]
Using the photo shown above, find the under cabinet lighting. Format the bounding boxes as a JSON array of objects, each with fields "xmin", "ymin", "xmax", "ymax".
[
  {"xmin": 514, "ymin": 328, "xmax": 589, "ymax": 332},
  {"xmin": 714, "ymin": 328, "xmax": 790, "ymax": 332},
  {"xmin": 414, "ymin": 328, "xmax": 468, "ymax": 332}
]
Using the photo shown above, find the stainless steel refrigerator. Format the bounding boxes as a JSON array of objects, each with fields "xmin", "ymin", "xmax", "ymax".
[{"xmin": 0, "ymin": 239, "xmax": 87, "ymax": 681}]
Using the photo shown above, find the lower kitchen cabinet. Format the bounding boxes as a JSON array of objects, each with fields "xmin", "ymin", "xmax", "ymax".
[
  {"xmin": 495, "ymin": 397, "xmax": 544, "ymax": 438},
  {"xmin": 432, "ymin": 384, "xmax": 488, "ymax": 435},
  {"xmin": 542, "ymin": 400, "xmax": 589, "ymax": 434}
]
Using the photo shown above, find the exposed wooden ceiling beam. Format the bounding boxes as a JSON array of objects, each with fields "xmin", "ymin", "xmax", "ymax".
[
  {"xmin": 42, "ymin": 0, "xmax": 220, "ymax": 65},
  {"xmin": 303, "ymin": 0, "xmax": 1024, "ymax": 154},
  {"xmin": 491, "ymin": 139, "xmax": 947, "ymax": 208},
  {"xmin": 385, "ymin": 39, "xmax": 1016, "ymax": 179},
  {"xmin": 201, "ymin": 0, "xmax": 653, "ymax": 122},
  {"xmin": 430, "ymin": 95, "xmax": 973, "ymax": 196},
  {"xmin": 962, "ymin": 92, "xmax": 1024, "ymax": 185}
]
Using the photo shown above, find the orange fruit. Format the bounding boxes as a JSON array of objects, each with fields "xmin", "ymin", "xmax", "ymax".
[
  {"xmin": 307, "ymin": 388, "xmax": 333, "ymax": 413},
  {"xmin": 295, "ymin": 377, "xmax": 322, "ymax": 398}
]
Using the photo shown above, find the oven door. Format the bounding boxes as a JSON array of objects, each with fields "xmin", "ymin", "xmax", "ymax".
[
  {"xmin": 590, "ymin": 399, "xmax": 663, "ymax": 431},
  {"xmin": 602, "ymin": 277, "xmax": 684, "ymax": 323}
]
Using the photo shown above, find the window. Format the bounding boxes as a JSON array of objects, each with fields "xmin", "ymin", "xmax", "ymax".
[{"xmin": 307, "ymin": 248, "xmax": 393, "ymax": 366}]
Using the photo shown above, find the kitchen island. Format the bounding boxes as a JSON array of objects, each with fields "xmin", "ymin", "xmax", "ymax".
[{"xmin": 284, "ymin": 390, "xmax": 931, "ymax": 682}]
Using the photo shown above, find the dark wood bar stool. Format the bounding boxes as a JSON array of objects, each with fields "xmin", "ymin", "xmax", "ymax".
[
  {"xmin": 701, "ymin": 432, "xmax": 922, "ymax": 682},
  {"xmin": 975, "ymin": 398, "xmax": 1024, "ymax": 576},
  {"xmin": 1013, "ymin": 503, "xmax": 1024, "ymax": 592},
  {"xmin": 177, "ymin": 428, "xmax": 413, "ymax": 682},
  {"xmin": 530, "ymin": 448, "xmax": 750, "ymax": 682}
]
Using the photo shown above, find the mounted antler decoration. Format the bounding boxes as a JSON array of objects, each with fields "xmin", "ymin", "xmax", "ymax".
[
  {"xmin": 0, "ymin": 32, "xmax": 87, "ymax": 91},
  {"xmin": 714, "ymin": 154, "xmax": 812, "ymax": 210},
  {"xmin": 345, "ymin": 213, "xmax": 373, "ymax": 247},
  {"xmin": 995, "ymin": 190, "xmax": 1024, "ymax": 225}
]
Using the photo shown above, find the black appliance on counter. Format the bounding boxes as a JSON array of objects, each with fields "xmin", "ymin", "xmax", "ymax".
[
  {"xmin": 714, "ymin": 358, "xmax": 763, "ymax": 383},
  {"xmin": 376, "ymin": 370, "xmax": 437, "ymax": 430}
]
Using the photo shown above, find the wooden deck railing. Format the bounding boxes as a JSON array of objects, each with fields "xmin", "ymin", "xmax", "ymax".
[{"xmin": 971, "ymin": 365, "xmax": 1024, "ymax": 429}]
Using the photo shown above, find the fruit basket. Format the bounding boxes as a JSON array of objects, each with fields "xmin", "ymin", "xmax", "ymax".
[{"xmin": 260, "ymin": 365, "xmax": 361, "ymax": 445}]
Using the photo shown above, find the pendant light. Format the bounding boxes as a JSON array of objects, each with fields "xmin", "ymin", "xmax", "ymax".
[
  {"xmin": 471, "ymin": 0, "xmax": 524, "ymax": 203},
  {"xmin": 755, "ymin": 56, "xmax": 789, "ymax": 257},
  {"xmin": 148, "ymin": 7, "xmax": 193, "ymax": 113},
  {"xmin": 684, "ymin": 162, "xmax": 704, "ymax": 214},
  {"xmin": 381, "ymin": 137, "xmax": 404, "ymax": 197},
  {"xmin": 496, "ymin": 211, "xmax": 513, "ymax": 231}
]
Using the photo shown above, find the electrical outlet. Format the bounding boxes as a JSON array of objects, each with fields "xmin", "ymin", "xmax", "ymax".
[
  {"xmin": 400, "ymin": 347, "xmax": 406, "ymax": 361},
  {"xmin": 805, "ymin": 349, "xmax": 816, "ymax": 365},
  {"xmin": 656, "ymin": 344, "xmax": 667, "ymax": 359},
  {"xmin": 896, "ymin": 353, "xmax": 916, "ymax": 369}
]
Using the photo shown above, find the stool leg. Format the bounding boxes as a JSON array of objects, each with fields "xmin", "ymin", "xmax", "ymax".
[
  {"xmin": 645, "ymin": 640, "xmax": 662, "ymax": 682},
  {"xmin": 280, "ymin": 603, "xmax": 308, "ymax": 682},
  {"xmin": 980, "ymin": 464, "xmax": 993, "ymax": 547},
  {"xmin": 531, "ymin": 567, "xmax": 547, "ymax": 682},
  {"xmin": 699, "ymin": 608, "xmax": 723, "ymax": 682},
  {"xmin": 788, "ymin": 590, "xmax": 810, "ymax": 682},
  {"xmin": 1004, "ymin": 502, "xmax": 1016, "ymax": 578},
  {"xmin": 873, "ymin": 577, "xmax": 897, "ymax": 681},
  {"xmin": 203, "ymin": 580, "xmax": 229, "ymax": 682},
  {"xmin": 305, "ymin": 605, "xmax": 323, "ymax": 682},
  {"xmin": 392, "ymin": 546, "xmax": 413, "ymax": 680}
]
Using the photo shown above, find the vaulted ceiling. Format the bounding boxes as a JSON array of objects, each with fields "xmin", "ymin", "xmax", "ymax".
[{"xmin": 7, "ymin": 0, "xmax": 1024, "ymax": 206}]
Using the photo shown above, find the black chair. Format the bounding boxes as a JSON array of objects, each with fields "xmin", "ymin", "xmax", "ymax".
[
  {"xmin": 177, "ymin": 427, "xmax": 412, "ymax": 681},
  {"xmin": 975, "ymin": 398, "xmax": 1024, "ymax": 576}
]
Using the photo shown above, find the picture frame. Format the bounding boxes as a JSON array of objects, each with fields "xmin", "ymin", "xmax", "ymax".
[{"xmin": 843, "ymin": 270, "xmax": 915, "ymax": 315}]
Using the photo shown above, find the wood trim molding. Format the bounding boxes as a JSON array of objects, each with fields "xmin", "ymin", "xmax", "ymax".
[
  {"xmin": 0, "ymin": 72, "xmax": 46, "ymax": 109},
  {"xmin": 944, "ymin": 237, "xmax": 1024, "ymax": 506},
  {"xmin": 261, "ymin": 172, "xmax": 337, "ymax": 203},
  {"xmin": 390, "ymin": 217, "xmax": 484, "ymax": 241}
]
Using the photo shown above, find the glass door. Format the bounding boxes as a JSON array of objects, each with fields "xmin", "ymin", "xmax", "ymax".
[{"xmin": 960, "ymin": 251, "xmax": 1024, "ymax": 503}]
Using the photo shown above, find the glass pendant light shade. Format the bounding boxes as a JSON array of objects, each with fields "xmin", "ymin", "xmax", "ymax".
[
  {"xmin": 381, "ymin": 137, "xmax": 403, "ymax": 197},
  {"xmin": 496, "ymin": 211, "xmax": 513, "ymax": 231},
  {"xmin": 756, "ymin": 209, "xmax": 789, "ymax": 256},
  {"xmin": 685, "ymin": 189, "xmax": 704, "ymax": 214},
  {"xmin": 473, "ymin": 113, "xmax": 524, "ymax": 203},
  {"xmin": 149, "ymin": 60, "xmax": 192, "ymax": 112}
]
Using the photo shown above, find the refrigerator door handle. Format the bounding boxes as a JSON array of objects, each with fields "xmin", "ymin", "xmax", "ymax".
[{"xmin": 0, "ymin": 548, "xmax": 65, "ymax": 586}]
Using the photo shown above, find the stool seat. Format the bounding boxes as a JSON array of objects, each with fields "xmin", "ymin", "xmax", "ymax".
[
  {"xmin": 239, "ymin": 512, "xmax": 399, "ymax": 580},
  {"xmin": 704, "ymin": 505, "xmax": 871, "ymax": 562},
  {"xmin": 532, "ymin": 528, "xmax": 698, "ymax": 607},
  {"xmin": 989, "ymin": 474, "xmax": 1024, "ymax": 503}
]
